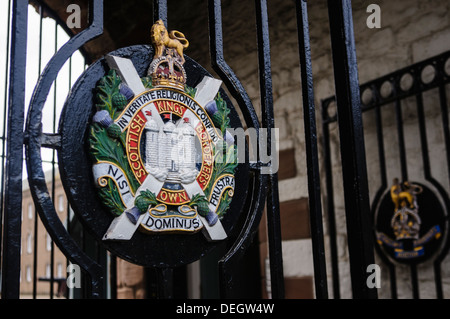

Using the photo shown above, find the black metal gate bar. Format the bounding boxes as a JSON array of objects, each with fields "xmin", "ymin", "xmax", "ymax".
[
  {"xmin": 438, "ymin": 83, "xmax": 450, "ymax": 185},
  {"xmin": 410, "ymin": 264, "xmax": 419, "ymax": 299},
  {"xmin": 31, "ymin": 3, "xmax": 44, "ymax": 299},
  {"xmin": 66, "ymin": 199, "xmax": 72, "ymax": 298},
  {"xmin": 434, "ymin": 78, "xmax": 450, "ymax": 299},
  {"xmin": 255, "ymin": 0, "xmax": 285, "ymax": 299},
  {"xmin": 0, "ymin": 0, "xmax": 12, "ymax": 263},
  {"xmin": 327, "ymin": 0, "xmax": 377, "ymax": 299},
  {"xmin": 65, "ymin": 52, "xmax": 72, "ymax": 298},
  {"xmin": 321, "ymin": 98, "xmax": 340, "ymax": 298},
  {"xmin": 32, "ymin": 205, "xmax": 38, "ymax": 298},
  {"xmin": 371, "ymin": 89, "xmax": 398, "ymax": 299},
  {"xmin": 394, "ymin": 99, "xmax": 408, "ymax": 181},
  {"xmin": 155, "ymin": 267, "xmax": 174, "ymax": 299},
  {"xmin": 156, "ymin": 268, "xmax": 174, "ymax": 299},
  {"xmin": 25, "ymin": 0, "xmax": 105, "ymax": 298},
  {"xmin": 434, "ymin": 261, "xmax": 443, "ymax": 299},
  {"xmin": 48, "ymin": 18, "xmax": 59, "ymax": 299},
  {"xmin": 207, "ymin": 0, "xmax": 262, "ymax": 133},
  {"xmin": 1, "ymin": 0, "xmax": 29, "ymax": 299},
  {"xmin": 153, "ymin": 0, "xmax": 167, "ymax": 27},
  {"xmin": 295, "ymin": 0, "xmax": 328, "ymax": 299},
  {"xmin": 207, "ymin": 0, "xmax": 268, "ymax": 298},
  {"xmin": 415, "ymin": 86, "xmax": 445, "ymax": 299},
  {"xmin": 410, "ymin": 90, "xmax": 429, "ymax": 300}
]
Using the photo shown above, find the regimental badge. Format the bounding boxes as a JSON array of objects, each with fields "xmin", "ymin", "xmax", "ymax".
[
  {"xmin": 89, "ymin": 20, "xmax": 237, "ymax": 242},
  {"xmin": 389, "ymin": 179, "xmax": 423, "ymax": 241},
  {"xmin": 374, "ymin": 178, "xmax": 447, "ymax": 264}
]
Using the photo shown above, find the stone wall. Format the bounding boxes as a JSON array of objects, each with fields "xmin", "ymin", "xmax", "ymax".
[
  {"xmin": 351, "ymin": 0, "xmax": 448, "ymax": 299},
  {"xmin": 221, "ymin": 0, "xmax": 450, "ymax": 299},
  {"xmin": 313, "ymin": 0, "xmax": 450, "ymax": 298}
]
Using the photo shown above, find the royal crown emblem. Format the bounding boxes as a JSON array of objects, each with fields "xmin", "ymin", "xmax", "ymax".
[
  {"xmin": 149, "ymin": 20, "xmax": 188, "ymax": 90},
  {"xmin": 88, "ymin": 20, "xmax": 237, "ymax": 242},
  {"xmin": 390, "ymin": 179, "xmax": 422, "ymax": 240},
  {"xmin": 374, "ymin": 179, "xmax": 445, "ymax": 263}
]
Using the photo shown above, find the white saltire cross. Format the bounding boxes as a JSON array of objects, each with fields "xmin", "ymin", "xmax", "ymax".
[{"xmin": 102, "ymin": 55, "xmax": 227, "ymax": 242}]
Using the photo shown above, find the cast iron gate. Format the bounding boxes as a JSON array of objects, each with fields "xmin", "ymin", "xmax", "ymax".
[
  {"xmin": 1, "ymin": 0, "xmax": 377, "ymax": 299},
  {"xmin": 322, "ymin": 51, "xmax": 450, "ymax": 299}
]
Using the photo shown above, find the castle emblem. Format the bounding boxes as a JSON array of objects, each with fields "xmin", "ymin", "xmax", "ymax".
[{"xmin": 89, "ymin": 20, "xmax": 237, "ymax": 241}]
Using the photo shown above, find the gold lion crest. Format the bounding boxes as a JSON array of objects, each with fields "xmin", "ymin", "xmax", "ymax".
[{"xmin": 149, "ymin": 20, "xmax": 189, "ymax": 90}]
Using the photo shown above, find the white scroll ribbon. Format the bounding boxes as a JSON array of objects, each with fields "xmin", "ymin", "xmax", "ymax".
[{"xmin": 93, "ymin": 162, "xmax": 135, "ymax": 208}]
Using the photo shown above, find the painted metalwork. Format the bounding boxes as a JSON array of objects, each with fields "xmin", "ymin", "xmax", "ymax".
[
  {"xmin": 25, "ymin": 0, "xmax": 105, "ymax": 298},
  {"xmin": 0, "ymin": 0, "xmax": 401, "ymax": 300},
  {"xmin": 1, "ymin": 0, "xmax": 28, "ymax": 299},
  {"xmin": 323, "ymin": 50, "xmax": 450, "ymax": 299},
  {"xmin": 327, "ymin": 0, "xmax": 378, "ymax": 299},
  {"xmin": 87, "ymin": 24, "xmax": 237, "ymax": 240},
  {"xmin": 255, "ymin": 0, "xmax": 284, "ymax": 299},
  {"xmin": 207, "ymin": 0, "xmax": 268, "ymax": 299},
  {"xmin": 295, "ymin": 0, "xmax": 328, "ymax": 299},
  {"xmin": 375, "ymin": 180, "xmax": 446, "ymax": 265}
]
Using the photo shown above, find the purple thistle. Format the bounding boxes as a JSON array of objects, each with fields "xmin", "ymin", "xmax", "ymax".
[
  {"xmin": 224, "ymin": 130, "xmax": 235, "ymax": 145},
  {"xmin": 205, "ymin": 100, "xmax": 218, "ymax": 116},
  {"xmin": 93, "ymin": 110, "xmax": 113, "ymax": 128},
  {"xmin": 119, "ymin": 83, "xmax": 134, "ymax": 101},
  {"xmin": 125, "ymin": 207, "xmax": 142, "ymax": 225},
  {"xmin": 205, "ymin": 210, "xmax": 218, "ymax": 226}
]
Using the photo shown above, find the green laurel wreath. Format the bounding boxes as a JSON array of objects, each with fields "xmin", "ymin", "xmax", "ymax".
[{"xmin": 89, "ymin": 69, "xmax": 237, "ymax": 218}]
